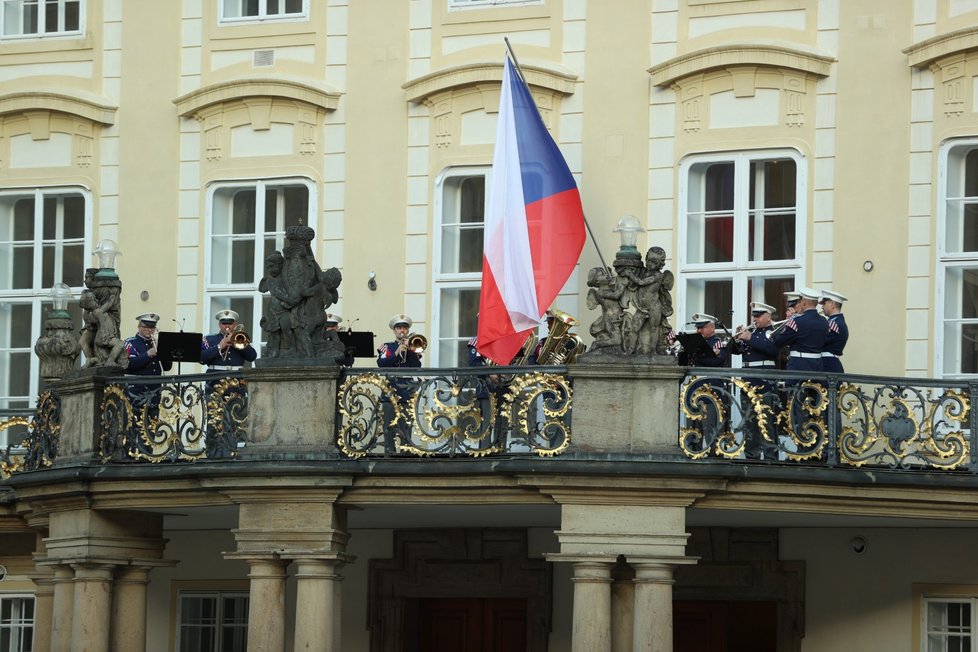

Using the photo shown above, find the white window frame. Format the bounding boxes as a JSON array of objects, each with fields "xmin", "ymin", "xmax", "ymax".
[
  {"xmin": 0, "ymin": 0, "xmax": 84, "ymax": 40},
  {"xmin": 217, "ymin": 0, "xmax": 308, "ymax": 24},
  {"xmin": 677, "ymin": 149, "xmax": 807, "ymax": 343},
  {"xmin": 936, "ymin": 138, "xmax": 978, "ymax": 378},
  {"xmin": 204, "ymin": 177, "xmax": 316, "ymax": 346},
  {"xmin": 448, "ymin": 0, "xmax": 543, "ymax": 10},
  {"xmin": 923, "ymin": 596, "xmax": 977, "ymax": 652},
  {"xmin": 0, "ymin": 593, "xmax": 35, "ymax": 652},
  {"xmin": 175, "ymin": 590, "xmax": 249, "ymax": 652},
  {"xmin": 0, "ymin": 186, "xmax": 91, "ymax": 412},
  {"xmin": 432, "ymin": 166, "xmax": 491, "ymax": 367}
]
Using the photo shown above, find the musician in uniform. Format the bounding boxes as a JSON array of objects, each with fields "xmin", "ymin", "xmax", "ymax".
[
  {"xmin": 124, "ymin": 313, "xmax": 171, "ymax": 431},
  {"xmin": 528, "ymin": 310, "xmax": 584, "ymax": 365},
  {"xmin": 200, "ymin": 309, "xmax": 257, "ymax": 372},
  {"xmin": 325, "ymin": 313, "xmax": 355, "ymax": 366},
  {"xmin": 377, "ymin": 314, "xmax": 422, "ymax": 453},
  {"xmin": 752, "ymin": 287, "xmax": 828, "ymax": 372},
  {"xmin": 732, "ymin": 302, "xmax": 780, "ymax": 459},
  {"xmin": 819, "ymin": 290, "xmax": 849, "ymax": 373},
  {"xmin": 689, "ymin": 314, "xmax": 730, "ymax": 368},
  {"xmin": 377, "ymin": 314, "xmax": 422, "ymax": 368},
  {"xmin": 125, "ymin": 313, "xmax": 171, "ymax": 376},
  {"xmin": 467, "ymin": 334, "xmax": 504, "ymax": 449}
]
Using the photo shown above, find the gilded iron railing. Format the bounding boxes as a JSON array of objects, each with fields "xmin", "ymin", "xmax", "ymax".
[
  {"xmin": 336, "ymin": 367, "xmax": 572, "ymax": 458},
  {"xmin": 679, "ymin": 368, "xmax": 976, "ymax": 471},
  {"xmin": 100, "ymin": 373, "xmax": 248, "ymax": 462},
  {"xmin": 0, "ymin": 392, "xmax": 61, "ymax": 476}
]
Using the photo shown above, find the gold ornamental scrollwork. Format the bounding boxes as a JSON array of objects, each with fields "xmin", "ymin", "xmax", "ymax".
[
  {"xmin": 501, "ymin": 372, "xmax": 572, "ymax": 457},
  {"xmin": 337, "ymin": 373, "xmax": 402, "ymax": 458}
]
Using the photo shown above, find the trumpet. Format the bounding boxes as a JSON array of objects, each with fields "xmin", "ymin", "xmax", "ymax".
[
  {"xmin": 229, "ymin": 324, "xmax": 251, "ymax": 349},
  {"xmin": 398, "ymin": 332, "xmax": 427, "ymax": 361},
  {"xmin": 765, "ymin": 318, "xmax": 791, "ymax": 339}
]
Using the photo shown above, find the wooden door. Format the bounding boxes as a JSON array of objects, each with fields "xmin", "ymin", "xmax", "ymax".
[
  {"xmin": 674, "ymin": 601, "xmax": 777, "ymax": 652},
  {"xmin": 418, "ymin": 597, "xmax": 527, "ymax": 652}
]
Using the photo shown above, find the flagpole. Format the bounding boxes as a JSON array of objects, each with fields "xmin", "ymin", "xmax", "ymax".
[{"xmin": 503, "ymin": 37, "xmax": 614, "ymax": 277}]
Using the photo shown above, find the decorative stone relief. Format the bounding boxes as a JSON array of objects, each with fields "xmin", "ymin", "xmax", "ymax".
[
  {"xmin": 201, "ymin": 111, "xmax": 224, "ymax": 161},
  {"xmin": 675, "ymin": 74, "xmax": 705, "ymax": 133},
  {"xmin": 74, "ymin": 122, "xmax": 93, "ymax": 167},
  {"xmin": 296, "ymin": 106, "xmax": 317, "ymax": 155},
  {"xmin": 426, "ymin": 94, "xmax": 454, "ymax": 149},
  {"xmin": 783, "ymin": 71, "xmax": 807, "ymax": 127},
  {"xmin": 931, "ymin": 56, "xmax": 967, "ymax": 118}
]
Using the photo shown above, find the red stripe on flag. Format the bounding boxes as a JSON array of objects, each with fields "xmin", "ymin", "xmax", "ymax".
[
  {"xmin": 477, "ymin": 258, "xmax": 536, "ymax": 365},
  {"xmin": 524, "ymin": 187, "xmax": 587, "ymax": 314}
]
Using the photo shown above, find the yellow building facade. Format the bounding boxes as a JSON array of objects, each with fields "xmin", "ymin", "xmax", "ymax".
[{"xmin": 3, "ymin": 1, "xmax": 978, "ymax": 651}]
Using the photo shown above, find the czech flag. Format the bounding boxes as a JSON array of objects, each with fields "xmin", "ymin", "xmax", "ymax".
[{"xmin": 477, "ymin": 57, "xmax": 586, "ymax": 365}]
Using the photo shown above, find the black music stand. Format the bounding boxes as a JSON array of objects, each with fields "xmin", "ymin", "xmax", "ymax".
[
  {"xmin": 338, "ymin": 331, "xmax": 375, "ymax": 358},
  {"xmin": 676, "ymin": 332, "xmax": 715, "ymax": 363},
  {"xmin": 157, "ymin": 331, "xmax": 203, "ymax": 373}
]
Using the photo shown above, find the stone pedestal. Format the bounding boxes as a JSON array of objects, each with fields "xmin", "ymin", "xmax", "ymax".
[
  {"xmin": 243, "ymin": 364, "xmax": 341, "ymax": 457},
  {"xmin": 567, "ymin": 362, "xmax": 685, "ymax": 456},
  {"xmin": 52, "ymin": 369, "xmax": 123, "ymax": 466}
]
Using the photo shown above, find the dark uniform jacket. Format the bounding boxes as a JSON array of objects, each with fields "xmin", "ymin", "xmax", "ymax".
[
  {"xmin": 377, "ymin": 341, "xmax": 422, "ymax": 368},
  {"xmin": 200, "ymin": 333, "xmax": 258, "ymax": 371},
  {"xmin": 821, "ymin": 314, "xmax": 848, "ymax": 373},
  {"xmin": 728, "ymin": 327, "xmax": 778, "ymax": 368},
  {"xmin": 752, "ymin": 308, "xmax": 828, "ymax": 372},
  {"xmin": 125, "ymin": 335, "xmax": 172, "ymax": 375},
  {"xmin": 691, "ymin": 334, "xmax": 730, "ymax": 368}
]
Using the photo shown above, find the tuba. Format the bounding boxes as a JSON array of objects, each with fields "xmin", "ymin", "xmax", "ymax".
[{"xmin": 535, "ymin": 310, "xmax": 586, "ymax": 365}]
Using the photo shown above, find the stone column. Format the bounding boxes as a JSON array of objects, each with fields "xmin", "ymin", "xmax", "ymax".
[
  {"xmin": 631, "ymin": 563, "xmax": 677, "ymax": 652},
  {"xmin": 611, "ymin": 562, "xmax": 636, "ymax": 652},
  {"xmin": 29, "ymin": 571, "xmax": 55, "ymax": 652},
  {"xmin": 245, "ymin": 558, "xmax": 288, "ymax": 652},
  {"xmin": 290, "ymin": 556, "xmax": 344, "ymax": 652},
  {"xmin": 69, "ymin": 563, "xmax": 115, "ymax": 652},
  {"xmin": 111, "ymin": 566, "xmax": 151, "ymax": 652},
  {"xmin": 50, "ymin": 565, "xmax": 74, "ymax": 652},
  {"xmin": 570, "ymin": 560, "xmax": 615, "ymax": 652}
]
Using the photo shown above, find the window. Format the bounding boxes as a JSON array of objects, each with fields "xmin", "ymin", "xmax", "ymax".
[
  {"xmin": 938, "ymin": 140, "xmax": 978, "ymax": 377},
  {"xmin": 678, "ymin": 150, "xmax": 805, "ymax": 340},
  {"xmin": 0, "ymin": 188, "xmax": 88, "ymax": 414},
  {"xmin": 433, "ymin": 169, "xmax": 487, "ymax": 367},
  {"xmin": 925, "ymin": 598, "xmax": 976, "ymax": 651},
  {"xmin": 219, "ymin": 0, "xmax": 307, "ymax": 23},
  {"xmin": 206, "ymin": 178, "xmax": 314, "ymax": 345},
  {"xmin": 448, "ymin": 0, "xmax": 543, "ymax": 9},
  {"xmin": 177, "ymin": 591, "xmax": 248, "ymax": 652},
  {"xmin": 1, "ymin": 0, "xmax": 82, "ymax": 39},
  {"xmin": 0, "ymin": 595, "xmax": 34, "ymax": 652}
]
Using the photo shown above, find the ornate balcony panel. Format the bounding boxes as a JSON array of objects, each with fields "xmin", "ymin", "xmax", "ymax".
[
  {"xmin": 1, "ymin": 391, "xmax": 60, "ymax": 476},
  {"xmin": 100, "ymin": 373, "xmax": 248, "ymax": 463},
  {"xmin": 337, "ymin": 367, "xmax": 572, "ymax": 459},
  {"xmin": 680, "ymin": 369, "xmax": 974, "ymax": 471}
]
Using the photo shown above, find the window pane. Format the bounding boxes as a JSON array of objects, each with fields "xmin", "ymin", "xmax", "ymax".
[
  {"xmin": 703, "ymin": 163, "xmax": 734, "ymax": 212},
  {"xmin": 441, "ymin": 175, "xmax": 486, "ymax": 274},
  {"xmin": 65, "ymin": 0, "xmax": 78, "ymax": 30},
  {"xmin": 944, "ymin": 267, "xmax": 978, "ymax": 319},
  {"xmin": 439, "ymin": 288, "xmax": 480, "ymax": 366},
  {"xmin": 209, "ymin": 297, "xmax": 255, "ymax": 337},
  {"xmin": 232, "ymin": 190, "xmax": 256, "ymax": 234},
  {"xmin": 684, "ymin": 278, "xmax": 733, "ymax": 326},
  {"xmin": 230, "ymin": 240, "xmax": 256, "ymax": 284}
]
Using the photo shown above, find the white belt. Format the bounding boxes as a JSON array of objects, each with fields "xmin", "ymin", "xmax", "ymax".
[
  {"xmin": 820, "ymin": 352, "xmax": 840, "ymax": 358},
  {"xmin": 209, "ymin": 365, "xmax": 238, "ymax": 371},
  {"xmin": 744, "ymin": 361, "xmax": 775, "ymax": 367},
  {"xmin": 789, "ymin": 352, "xmax": 822, "ymax": 359}
]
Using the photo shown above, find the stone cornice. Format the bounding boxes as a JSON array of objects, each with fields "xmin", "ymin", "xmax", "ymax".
[
  {"xmin": 648, "ymin": 42, "xmax": 835, "ymax": 87},
  {"xmin": 402, "ymin": 61, "xmax": 578, "ymax": 104},
  {"xmin": 903, "ymin": 25, "xmax": 978, "ymax": 68},
  {"xmin": 174, "ymin": 77, "xmax": 342, "ymax": 117},
  {"xmin": 0, "ymin": 89, "xmax": 117, "ymax": 125}
]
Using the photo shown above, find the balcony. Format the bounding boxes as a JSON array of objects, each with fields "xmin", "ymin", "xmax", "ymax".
[{"xmin": 2, "ymin": 362, "xmax": 976, "ymax": 480}]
